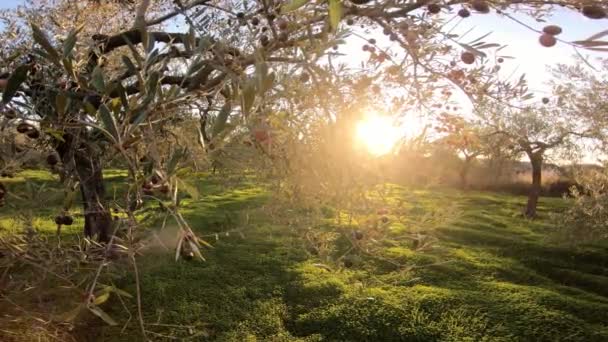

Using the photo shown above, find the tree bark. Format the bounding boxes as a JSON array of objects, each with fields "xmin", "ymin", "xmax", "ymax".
[
  {"xmin": 525, "ymin": 153, "xmax": 543, "ymax": 218},
  {"xmin": 74, "ymin": 149, "xmax": 113, "ymax": 242},
  {"xmin": 460, "ymin": 156, "xmax": 472, "ymax": 189},
  {"xmin": 56, "ymin": 133, "xmax": 113, "ymax": 242}
]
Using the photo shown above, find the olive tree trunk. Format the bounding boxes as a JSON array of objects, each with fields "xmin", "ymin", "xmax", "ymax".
[
  {"xmin": 460, "ymin": 156, "xmax": 472, "ymax": 189},
  {"xmin": 74, "ymin": 149, "xmax": 113, "ymax": 242},
  {"xmin": 525, "ymin": 153, "xmax": 543, "ymax": 218},
  {"xmin": 57, "ymin": 133, "xmax": 113, "ymax": 242}
]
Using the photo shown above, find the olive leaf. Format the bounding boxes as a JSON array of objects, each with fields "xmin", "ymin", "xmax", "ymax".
[
  {"xmin": 282, "ymin": 0, "xmax": 309, "ymax": 13},
  {"xmin": 329, "ymin": 0, "xmax": 343, "ymax": 32},
  {"xmin": 87, "ymin": 305, "xmax": 118, "ymax": 326},
  {"xmin": 31, "ymin": 23, "xmax": 61, "ymax": 65}
]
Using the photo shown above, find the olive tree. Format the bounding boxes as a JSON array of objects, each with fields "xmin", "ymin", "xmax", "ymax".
[
  {"xmin": 476, "ymin": 101, "xmax": 601, "ymax": 217},
  {"xmin": 0, "ymin": 0, "xmax": 605, "ymax": 240}
]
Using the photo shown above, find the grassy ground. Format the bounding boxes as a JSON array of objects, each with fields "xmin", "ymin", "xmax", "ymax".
[{"xmin": 1, "ymin": 171, "xmax": 608, "ymax": 341}]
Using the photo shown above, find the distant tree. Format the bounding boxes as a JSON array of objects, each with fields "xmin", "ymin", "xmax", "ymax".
[
  {"xmin": 476, "ymin": 102, "xmax": 601, "ymax": 218},
  {"xmin": 434, "ymin": 113, "xmax": 485, "ymax": 189}
]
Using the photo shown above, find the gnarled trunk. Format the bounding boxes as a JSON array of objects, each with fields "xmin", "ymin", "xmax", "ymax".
[
  {"xmin": 56, "ymin": 133, "xmax": 112, "ymax": 242},
  {"xmin": 75, "ymin": 149, "xmax": 113, "ymax": 242},
  {"xmin": 525, "ymin": 153, "xmax": 542, "ymax": 218}
]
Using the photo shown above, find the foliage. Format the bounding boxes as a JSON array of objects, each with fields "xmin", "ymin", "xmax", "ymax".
[{"xmin": 558, "ymin": 167, "xmax": 608, "ymax": 243}]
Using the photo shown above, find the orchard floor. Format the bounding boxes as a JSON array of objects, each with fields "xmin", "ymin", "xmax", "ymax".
[{"xmin": 1, "ymin": 171, "xmax": 608, "ymax": 341}]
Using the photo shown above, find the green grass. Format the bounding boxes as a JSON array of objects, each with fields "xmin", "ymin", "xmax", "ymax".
[{"xmin": 1, "ymin": 171, "xmax": 607, "ymax": 341}]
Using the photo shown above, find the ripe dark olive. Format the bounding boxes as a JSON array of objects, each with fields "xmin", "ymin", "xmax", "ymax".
[
  {"xmin": 346, "ymin": 18, "xmax": 354, "ymax": 25},
  {"xmin": 389, "ymin": 33, "xmax": 398, "ymax": 41},
  {"xmin": 458, "ymin": 8, "xmax": 471, "ymax": 18},
  {"xmin": 450, "ymin": 60, "xmax": 457, "ymax": 67},
  {"xmin": 236, "ymin": 12, "xmax": 244, "ymax": 19},
  {"xmin": 4, "ymin": 109, "xmax": 16, "ymax": 119},
  {"xmin": 159, "ymin": 184, "xmax": 170, "ymax": 194},
  {"xmin": 0, "ymin": 183, "xmax": 5, "ymax": 199},
  {"xmin": 471, "ymin": 0, "xmax": 490, "ymax": 13},
  {"xmin": 150, "ymin": 174, "xmax": 160, "ymax": 185},
  {"xmin": 63, "ymin": 215, "xmax": 73, "ymax": 225},
  {"xmin": 26, "ymin": 129, "xmax": 40, "ymax": 139},
  {"xmin": 542, "ymin": 25, "xmax": 562, "ymax": 36},
  {"xmin": 276, "ymin": 18, "xmax": 288, "ymax": 30},
  {"xmin": 46, "ymin": 154, "xmax": 59, "ymax": 166},
  {"xmin": 461, "ymin": 51, "xmax": 475, "ymax": 64},
  {"xmin": 351, "ymin": 0, "xmax": 371, "ymax": 4},
  {"xmin": 497, "ymin": 57, "xmax": 504, "ymax": 63},
  {"xmin": 539, "ymin": 33, "xmax": 556, "ymax": 47},
  {"xmin": 16, "ymin": 123, "xmax": 32, "ymax": 133},
  {"xmin": 582, "ymin": 5, "xmax": 606, "ymax": 19},
  {"xmin": 260, "ymin": 35, "xmax": 269, "ymax": 46},
  {"xmin": 427, "ymin": 4, "xmax": 441, "ymax": 14},
  {"xmin": 354, "ymin": 231, "xmax": 364, "ymax": 240},
  {"xmin": 251, "ymin": 17, "xmax": 259, "ymax": 26},
  {"xmin": 54, "ymin": 215, "xmax": 63, "ymax": 225},
  {"xmin": 368, "ymin": 38, "xmax": 376, "ymax": 45},
  {"xmin": 344, "ymin": 259, "xmax": 353, "ymax": 268},
  {"xmin": 542, "ymin": 97, "xmax": 550, "ymax": 104}
]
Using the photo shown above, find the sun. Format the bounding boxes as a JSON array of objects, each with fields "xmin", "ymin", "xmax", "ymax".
[{"xmin": 355, "ymin": 114, "xmax": 402, "ymax": 156}]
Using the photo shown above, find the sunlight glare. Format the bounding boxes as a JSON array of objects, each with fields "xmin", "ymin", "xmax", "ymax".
[{"xmin": 356, "ymin": 114, "xmax": 401, "ymax": 156}]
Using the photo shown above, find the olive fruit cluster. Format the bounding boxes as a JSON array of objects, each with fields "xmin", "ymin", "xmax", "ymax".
[{"xmin": 55, "ymin": 215, "xmax": 74, "ymax": 226}]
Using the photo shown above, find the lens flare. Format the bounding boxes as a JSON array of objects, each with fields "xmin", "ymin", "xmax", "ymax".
[{"xmin": 356, "ymin": 115, "xmax": 401, "ymax": 155}]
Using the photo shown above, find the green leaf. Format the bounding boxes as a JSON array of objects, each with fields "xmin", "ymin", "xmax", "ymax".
[
  {"xmin": 98, "ymin": 104, "xmax": 120, "ymax": 142},
  {"xmin": 63, "ymin": 24, "xmax": 83, "ymax": 58},
  {"xmin": 130, "ymin": 110, "xmax": 148, "ymax": 126},
  {"xmin": 166, "ymin": 148, "xmax": 187, "ymax": 176},
  {"xmin": 91, "ymin": 66, "xmax": 105, "ymax": 92},
  {"xmin": 329, "ymin": 0, "xmax": 343, "ymax": 32},
  {"xmin": 121, "ymin": 55, "xmax": 138, "ymax": 77},
  {"xmin": 146, "ymin": 71, "xmax": 160, "ymax": 95},
  {"xmin": 62, "ymin": 58, "xmax": 74, "ymax": 78},
  {"xmin": 108, "ymin": 285, "xmax": 133, "ymax": 299},
  {"xmin": 63, "ymin": 189, "xmax": 76, "ymax": 210},
  {"xmin": 458, "ymin": 43, "xmax": 487, "ymax": 58},
  {"xmin": 87, "ymin": 305, "xmax": 118, "ymax": 326},
  {"xmin": 54, "ymin": 304, "xmax": 83, "ymax": 323},
  {"xmin": 93, "ymin": 292, "xmax": 110, "ymax": 305},
  {"xmin": 55, "ymin": 92, "xmax": 68, "ymax": 117},
  {"xmin": 212, "ymin": 102, "xmax": 231, "ymax": 137},
  {"xmin": 31, "ymin": 23, "xmax": 60, "ymax": 65},
  {"xmin": 241, "ymin": 81, "xmax": 256, "ymax": 115},
  {"xmin": 2, "ymin": 65, "xmax": 29, "ymax": 103},
  {"xmin": 281, "ymin": 0, "xmax": 309, "ymax": 12},
  {"xmin": 44, "ymin": 129, "xmax": 66, "ymax": 143}
]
